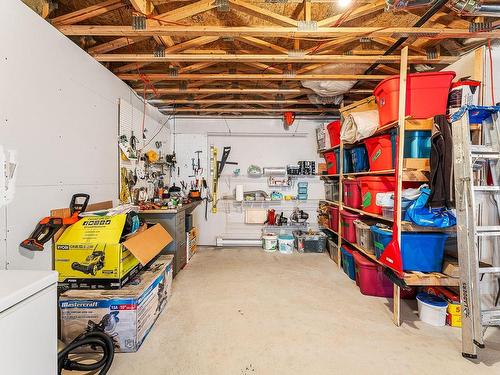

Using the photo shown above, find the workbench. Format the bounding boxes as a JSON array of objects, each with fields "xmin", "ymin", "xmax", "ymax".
[{"xmin": 139, "ymin": 201, "xmax": 201, "ymax": 276}]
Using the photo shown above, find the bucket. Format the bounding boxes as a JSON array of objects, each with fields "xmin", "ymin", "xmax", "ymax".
[
  {"xmin": 364, "ymin": 134, "xmax": 394, "ymax": 171},
  {"xmin": 370, "ymin": 225, "xmax": 448, "ymax": 272},
  {"xmin": 417, "ymin": 293, "xmax": 448, "ymax": 327},
  {"xmin": 358, "ymin": 176, "xmax": 396, "ymax": 215},
  {"xmin": 278, "ymin": 234, "xmax": 294, "ymax": 254},
  {"xmin": 340, "ymin": 210, "xmax": 360, "ymax": 243},
  {"xmin": 374, "ymin": 71, "xmax": 456, "ymax": 126},
  {"xmin": 262, "ymin": 233, "xmax": 278, "ymax": 252},
  {"xmin": 343, "ymin": 179, "xmax": 362, "ymax": 209}
]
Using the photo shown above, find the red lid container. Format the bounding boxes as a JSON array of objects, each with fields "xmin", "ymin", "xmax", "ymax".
[
  {"xmin": 343, "ymin": 179, "xmax": 362, "ymax": 209},
  {"xmin": 327, "ymin": 120, "xmax": 341, "ymax": 148},
  {"xmin": 364, "ymin": 134, "xmax": 393, "ymax": 172},
  {"xmin": 358, "ymin": 176, "xmax": 396, "ymax": 215},
  {"xmin": 373, "ymin": 71, "xmax": 456, "ymax": 126},
  {"xmin": 340, "ymin": 210, "xmax": 360, "ymax": 243},
  {"xmin": 324, "ymin": 150, "xmax": 336, "ymax": 175}
]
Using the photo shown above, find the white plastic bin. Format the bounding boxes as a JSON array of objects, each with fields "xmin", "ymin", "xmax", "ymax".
[{"xmin": 417, "ymin": 293, "xmax": 448, "ymax": 327}]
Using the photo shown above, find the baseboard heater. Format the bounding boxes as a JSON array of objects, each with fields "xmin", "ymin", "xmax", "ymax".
[{"xmin": 216, "ymin": 237, "xmax": 261, "ymax": 247}]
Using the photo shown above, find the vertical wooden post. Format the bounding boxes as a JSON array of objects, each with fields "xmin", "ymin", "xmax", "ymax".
[
  {"xmin": 393, "ymin": 46, "xmax": 409, "ymax": 327},
  {"xmin": 338, "ymin": 140, "xmax": 343, "ymax": 269}
]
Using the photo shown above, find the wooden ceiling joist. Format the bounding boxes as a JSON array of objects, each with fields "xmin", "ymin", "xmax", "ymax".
[
  {"xmin": 142, "ymin": 88, "xmax": 312, "ymax": 94},
  {"xmin": 113, "ymin": 36, "xmax": 219, "ymax": 73},
  {"xmin": 236, "ymin": 36, "xmax": 288, "ymax": 54},
  {"xmin": 58, "ymin": 25, "xmax": 499, "ymax": 39},
  {"xmin": 149, "ymin": 99, "xmax": 313, "ymax": 105},
  {"xmin": 119, "ymin": 73, "xmax": 389, "ymax": 81},
  {"xmin": 316, "ymin": 1, "xmax": 386, "ymax": 27},
  {"xmin": 50, "ymin": 0, "xmax": 126, "ymax": 26},
  {"xmin": 87, "ymin": 36, "xmax": 149, "ymax": 55},
  {"xmin": 228, "ymin": 0, "xmax": 298, "ymax": 27},
  {"xmin": 97, "ymin": 53, "xmax": 457, "ymax": 64},
  {"xmin": 178, "ymin": 62, "xmax": 217, "ymax": 74},
  {"xmin": 128, "ymin": 0, "xmax": 153, "ymax": 15},
  {"xmin": 160, "ymin": 107, "xmax": 338, "ymax": 113}
]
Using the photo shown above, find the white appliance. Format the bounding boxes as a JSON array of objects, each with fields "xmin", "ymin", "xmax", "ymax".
[{"xmin": 0, "ymin": 270, "xmax": 58, "ymax": 374}]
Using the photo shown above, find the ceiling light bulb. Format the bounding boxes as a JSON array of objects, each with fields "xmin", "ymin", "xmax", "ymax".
[{"xmin": 338, "ymin": 0, "xmax": 352, "ymax": 8}]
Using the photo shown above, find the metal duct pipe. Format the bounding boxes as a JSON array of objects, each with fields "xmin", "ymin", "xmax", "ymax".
[{"xmin": 448, "ymin": 0, "xmax": 500, "ymax": 17}]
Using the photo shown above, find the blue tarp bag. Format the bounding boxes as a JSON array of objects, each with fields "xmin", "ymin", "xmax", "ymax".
[{"xmin": 404, "ymin": 188, "xmax": 456, "ymax": 228}]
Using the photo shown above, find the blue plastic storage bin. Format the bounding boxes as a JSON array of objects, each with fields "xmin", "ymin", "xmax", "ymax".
[
  {"xmin": 341, "ymin": 246, "xmax": 356, "ymax": 280},
  {"xmin": 334, "ymin": 148, "xmax": 353, "ymax": 174},
  {"xmin": 370, "ymin": 225, "xmax": 448, "ymax": 272},
  {"xmin": 349, "ymin": 145, "xmax": 369, "ymax": 172},
  {"xmin": 404, "ymin": 131, "xmax": 431, "ymax": 158}
]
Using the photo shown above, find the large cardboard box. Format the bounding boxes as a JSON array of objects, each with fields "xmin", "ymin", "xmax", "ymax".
[
  {"xmin": 55, "ymin": 215, "xmax": 172, "ymax": 289},
  {"xmin": 59, "ymin": 255, "xmax": 173, "ymax": 352}
]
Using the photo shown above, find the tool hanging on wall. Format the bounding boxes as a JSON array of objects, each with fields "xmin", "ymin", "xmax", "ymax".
[
  {"xmin": 211, "ymin": 146, "xmax": 238, "ymax": 214},
  {"xmin": 20, "ymin": 194, "xmax": 90, "ymax": 251}
]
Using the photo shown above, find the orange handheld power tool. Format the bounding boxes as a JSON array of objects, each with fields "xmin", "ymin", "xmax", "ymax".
[{"xmin": 20, "ymin": 193, "xmax": 90, "ymax": 251}]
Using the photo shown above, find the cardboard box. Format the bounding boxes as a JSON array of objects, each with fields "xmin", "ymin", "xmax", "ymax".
[
  {"xmin": 55, "ymin": 215, "xmax": 172, "ymax": 289},
  {"xmin": 187, "ymin": 227, "xmax": 198, "ymax": 261},
  {"xmin": 59, "ymin": 255, "xmax": 173, "ymax": 352}
]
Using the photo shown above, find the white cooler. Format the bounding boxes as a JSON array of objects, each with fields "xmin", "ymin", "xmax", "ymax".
[{"xmin": 0, "ymin": 270, "xmax": 58, "ymax": 374}]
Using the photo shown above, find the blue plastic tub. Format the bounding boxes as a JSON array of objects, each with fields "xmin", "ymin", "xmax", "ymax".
[
  {"xmin": 341, "ymin": 246, "xmax": 356, "ymax": 280},
  {"xmin": 370, "ymin": 225, "xmax": 448, "ymax": 272},
  {"xmin": 334, "ymin": 148, "xmax": 353, "ymax": 174},
  {"xmin": 404, "ymin": 131, "xmax": 431, "ymax": 158},
  {"xmin": 349, "ymin": 145, "xmax": 369, "ymax": 172}
]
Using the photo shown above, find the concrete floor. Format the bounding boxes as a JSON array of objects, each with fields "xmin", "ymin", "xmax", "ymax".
[{"xmin": 108, "ymin": 247, "xmax": 500, "ymax": 375}]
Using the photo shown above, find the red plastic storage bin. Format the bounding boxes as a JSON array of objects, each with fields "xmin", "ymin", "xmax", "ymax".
[
  {"xmin": 358, "ymin": 176, "xmax": 396, "ymax": 215},
  {"xmin": 343, "ymin": 179, "xmax": 362, "ymax": 209},
  {"xmin": 324, "ymin": 150, "xmax": 336, "ymax": 174},
  {"xmin": 364, "ymin": 134, "xmax": 393, "ymax": 171},
  {"xmin": 373, "ymin": 71, "xmax": 456, "ymax": 126},
  {"xmin": 340, "ymin": 210, "xmax": 360, "ymax": 243},
  {"xmin": 353, "ymin": 251, "xmax": 416, "ymax": 298},
  {"xmin": 327, "ymin": 120, "xmax": 341, "ymax": 148},
  {"xmin": 328, "ymin": 205, "xmax": 339, "ymax": 232}
]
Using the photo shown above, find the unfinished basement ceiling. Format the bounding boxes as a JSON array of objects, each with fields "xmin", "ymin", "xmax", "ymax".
[{"xmin": 28, "ymin": 0, "xmax": 500, "ymax": 116}]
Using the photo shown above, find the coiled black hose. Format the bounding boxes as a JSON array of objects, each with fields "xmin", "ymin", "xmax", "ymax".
[{"xmin": 58, "ymin": 331, "xmax": 114, "ymax": 375}]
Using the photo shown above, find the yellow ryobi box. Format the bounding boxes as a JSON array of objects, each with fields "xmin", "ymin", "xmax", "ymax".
[{"xmin": 55, "ymin": 215, "xmax": 172, "ymax": 289}]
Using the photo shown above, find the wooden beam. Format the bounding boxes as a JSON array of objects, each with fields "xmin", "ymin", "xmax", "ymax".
[
  {"xmin": 150, "ymin": 99, "xmax": 313, "ymax": 104},
  {"xmin": 228, "ymin": 0, "xmax": 298, "ymax": 27},
  {"xmin": 87, "ymin": 36, "xmax": 149, "ymax": 55},
  {"xmin": 153, "ymin": 0, "xmax": 216, "ymax": 24},
  {"xmin": 128, "ymin": 0, "xmax": 153, "ymax": 15},
  {"xmin": 113, "ymin": 36, "xmax": 219, "ymax": 73},
  {"xmin": 317, "ymin": 1, "xmax": 385, "ymax": 27},
  {"xmin": 50, "ymin": 0, "xmax": 125, "ymax": 26},
  {"xmin": 179, "ymin": 62, "xmax": 217, "ymax": 74},
  {"xmin": 143, "ymin": 88, "xmax": 312, "ymax": 94},
  {"xmin": 94, "ymin": 52, "xmax": 458, "ymax": 64},
  {"xmin": 160, "ymin": 107, "xmax": 338, "ymax": 113},
  {"xmin": 120, "ymin": 73, "xmax": 390, "ymax": 81},
  {"xmin": 243, "ymin": 62, "xmax": 283, "ymax": 74},
  {"xmin": 97, "ymin": 53, "xmax": 457, "ymax": 64},
  {"xmin": 236, "ymin": 36, "xmax": 288, "ymax": 54},
  {"xmin": 307, "ymin": 37, "xmax": 358, "ymax": 55},
  {"xmin": 59, "ymin": 25, "xmax": 499, "ymax": 39},
  {"xmin": 372, "ymin": 37, "xmax": 427, "ymax": 56},
  {"xmin": 304, "ymin": 0, "xmax": 312, "ymax": 22}
]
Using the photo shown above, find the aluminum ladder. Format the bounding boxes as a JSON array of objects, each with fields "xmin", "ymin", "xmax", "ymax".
[{"xmin": 451, "ymin": 105, "xmax": 500, "ymax": 359}]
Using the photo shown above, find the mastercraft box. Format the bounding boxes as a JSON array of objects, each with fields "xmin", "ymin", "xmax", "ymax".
[
  {"xmin": 55, "ymin": 215, "xmax": 172, "ymax": 289},
  {"xmin": 59, "ymin": 255, "xmax": 173, "ymax": 353}
]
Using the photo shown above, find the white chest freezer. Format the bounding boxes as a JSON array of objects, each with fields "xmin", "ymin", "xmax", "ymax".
[{"xmin": 0, "ymin": 270, "xmax": 58, "ymax": 374}]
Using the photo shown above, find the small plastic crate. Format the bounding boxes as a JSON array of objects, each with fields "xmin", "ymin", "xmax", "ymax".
[
  {"xmin": 294, "ymin": 231, "xmax": 327, "ymax": 253},
  {"xmin": 349, "ymin": 145, "xmax": 369, "ymax": 173},
  {"xmin": 325, "ymin": 181, "xmax": 339, "ymax": 202},
  {"xmin": 353, "ymin": 219, "xmax": 375, "ymax": 254},
  {"xmin": 327, "ymin": 238, "xmax": 339, "ymax": 264}
]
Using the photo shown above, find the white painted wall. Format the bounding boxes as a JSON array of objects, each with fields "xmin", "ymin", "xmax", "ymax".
[
  {"xmin": 0, "ymin": 0, "xmax": 166, "ymax": 270},
  {"xmin": 173, "ymin": 117, "xmax": 333, "ymax": 245}
]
